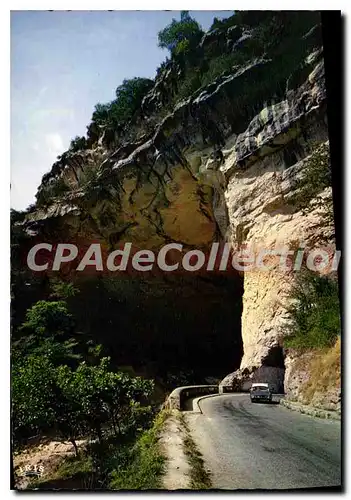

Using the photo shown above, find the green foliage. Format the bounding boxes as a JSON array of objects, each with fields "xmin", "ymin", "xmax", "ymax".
[
  {"xmin": 283, "ymin": 270, "xmax": 341, "ymax": 350},
  {"xmin": 163, "ymin": 10, "xmax": 320, "ymax": 119},
  {"xmin": 50, "ymin": 279, "xmax": 80, "ymax": 300},
  {"xmin": 36, "ymin": 178, "xmax": 70, "ymax": 207},
  {"xmin": 12, "ymin": 348, "xmax": 155, "ymax": 452},
  {"xmin": 13, "ymin": 300, "xmax": 79, "ymax": 369},
  {"xmin": 15, "ymin": 337, "xmax": 80, "ymax": 367},
  {"xmin": 69, "ymin": 136, "xmax": 87, "ymax": 152},
  {"xmin": 157, "ymin": 11, "xmax": 203, "ymax": 53},
  {"xmin": 175, "ymin": 67, "xmax": 202, "ymax": 101},
  {"xmin": 291, "ymin": 143, "xmax": 332, "ymax": 211},
  {"xmin": 12, "ymin": 355, "xmax": 58, "ymax": 439},
  {"xmin": 209, "ymin": 14, "xmax": 235, "ymax": 31},
  {"xmin": 173, "ymin": 38, "xmax": 191, "ymax": 57},
  {"xmin": 89, "ymin": 77, "xmax": 153, "ymax": 146},
  {"xmin": 53, "ymin": 452, "xmax": 93, "ymax": 481},
  {"xmin": 109, "ymin": 410, "xmax": 168, "ymax": 490},
  {"xmin": 179, "ymin": 412, "xmax": 211, "ymax": 489},
  {"xmin": 12, "ymin": 353, "xmax": 83, "ymax": 449},
  {"xmin": 20, "ymin": 300, "xmax": 74, "ymax": 338},
  {"xmin": 115, "ymin": 78, "xmax": 153, "ymax": 118},
  {"xmin": 59, "ymin": 358, "xmax": 154, "ymax": 441},
  {"xmin": 33, "ymin": 410, "xmax": 167, "ymax": 490},
  {"xmin": 199, "ymin": 53, "xmax": 240, "ymax": 88}
]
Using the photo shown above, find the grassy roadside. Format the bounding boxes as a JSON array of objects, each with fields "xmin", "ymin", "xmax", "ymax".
[
  {"xmin": 178, "ymin": 413, "xmax": 211, "ymax": 489},
  {"xmin": 27, "ymin": 409, "xmax": 170, "ymax": 491},
  {"xmin": 109, "ymin": 409, "xmax": 169, "ymax": 490}
]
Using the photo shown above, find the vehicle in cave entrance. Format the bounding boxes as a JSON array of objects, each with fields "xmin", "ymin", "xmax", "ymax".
[{"xmin": 250, "ymin": 383, "xmax": 272, "ymax": 403}]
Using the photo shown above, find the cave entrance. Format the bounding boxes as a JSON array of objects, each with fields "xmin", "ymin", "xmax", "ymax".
[
  {"xmin": 72, "ymin": 271, "xmax": 244, "ymax": 388},
  {"xmin": 258, "ymin": 346, "xmax": 286, "ymax": 393},
  {"xmin": 262, "ymin": 346, "xmax": 285, "ymax": 369}
]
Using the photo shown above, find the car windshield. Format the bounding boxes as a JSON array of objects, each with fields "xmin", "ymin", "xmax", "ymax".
[{"xmin": 252, "ymin": 386, "xmax": 269, "ymax": 391}]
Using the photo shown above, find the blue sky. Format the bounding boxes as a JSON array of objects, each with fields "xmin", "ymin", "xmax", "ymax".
[{"xmin": 11, "ymin": 10, "xmax": 233, "ymax": 210}]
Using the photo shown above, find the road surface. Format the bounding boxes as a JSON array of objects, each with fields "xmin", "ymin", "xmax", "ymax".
[{"xmin": 185, "ymin": 394, "xmax": 341, "ymax": 490}]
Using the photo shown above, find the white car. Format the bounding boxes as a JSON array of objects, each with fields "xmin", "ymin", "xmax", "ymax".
[{"xmin": 250, "ymin": 383, "xmax": 272, "ymax": 403}]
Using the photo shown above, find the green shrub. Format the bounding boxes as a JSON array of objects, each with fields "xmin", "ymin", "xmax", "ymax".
[
  {"xmin": 69, "ymin": 136, "xmax": 87, "ymax": 152},
  {"xmin": 90, "ymin": 77, "xmax": 153, "ymax": 135},
  {"xmin": 109, "ymin": 410, "xmax": 168, "ymax": 490},
  {"xmin": 157, "ymin": 11, "xmax": 203, "ymax": 53},
  {"xmin": 20, "ymin": 300, "xmax": 74, "ymax": 338},
  {"xmin": 290, "ymin": 143, "xmax": 332, "ymax": 211},
  {"xmin": 200, "ymin": 53, "xmax": 240, "ymax": 87},
  {"xmin": 173, "ymin": 38, "xmax": 191, "ymax": 57},
  {"xmin": 36, "ymin": 178, "xmax": 70, "ymax": 206},
  {"xmin": 175, "ymin": 67, "xmax": 202, "ymax": 101},
  {"xmin": 283, "ymin": 270, "xmax": 341, "ymax": 350}
]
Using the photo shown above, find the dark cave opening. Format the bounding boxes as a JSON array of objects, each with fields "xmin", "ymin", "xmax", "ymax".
[
  {"xmin": 70, "ymin": 271, "xmax": 244, "ymax": 387},
  {"xmin": 262, "ymin": 346, "xmax": 285, "ymax": 369},
  {"xmin": 256, "ymin": 345, "xmax": 286, "ymax": 393}
]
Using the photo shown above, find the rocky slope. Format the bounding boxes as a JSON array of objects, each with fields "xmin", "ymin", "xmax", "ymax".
[{"xmin": 21, "ymin": 12, "xmax": 339, "ymax": 395}]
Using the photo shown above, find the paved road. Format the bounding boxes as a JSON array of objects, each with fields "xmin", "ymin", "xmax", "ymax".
[{"xmin": 185, "ymin": 394, "xmax": 341, "ymax": 490}]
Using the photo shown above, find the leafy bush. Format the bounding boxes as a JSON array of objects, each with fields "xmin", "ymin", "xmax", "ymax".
[
  {"xmin": 200, "ymin": 53, "xmax": 240, "ymax": 88},
  {"xmin": 89, "ymin": 77, "xmax": 153, "ymax": 146},
  {"xmin": 12, "ymin": 293, "xmax": 155, "ymax": 448},
  {"xmin": 69, "ymin": 136, "xmax": 87, "ymax": 152},
  {"xmin": 175, "ymin": 67, "xmax": 202, "ymax": 101},
  {"xmin": 12, "ymin": 349, "xmax": 155, "ymax": 452},
  {"xmin": 291, "ymin": 143, "xmax": 332, "ymax": 210},
  {"xmin": 36, "ymin": 178, "xmax": 70, "ymax": 206},
  {"xmin": 109, "ymin": 410, "xmax": 168, "ymax": 490},
  {"xmin": 50, "ymin": 279, "xmax": 80, "ymax": 300},
  {"xmin": 33, "ymin": 409, "xmax": 167, "ymax": 490},
  {"xmin": 157, "ymin": 11, "xmax": 203, "ymax": 53},
  {"xmin": 115, "ymin": 78, "xmax": 153, "ymax": 119},
  {"xmin": 283, "ymin": 270, "xmax": 341, "ymax": 350},
  {"xmin": 173, "ymin": 38, "xmax": 191, "ymax": 57},
  {"xmin": 13, "ymin": 299, "xmax": 80, "ymax": 369},
  {"xmin": 12, "ymin": 355, "xmax": 58, "ymax": 440},
  {"xmin": 20, "ymin": 300, "xmax": 74, "ymax": 338}
]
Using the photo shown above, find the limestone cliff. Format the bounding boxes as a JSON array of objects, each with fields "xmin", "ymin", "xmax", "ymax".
[{"xmin": 21, "ymin": 12, "xmax": 339, "ymax": 390}]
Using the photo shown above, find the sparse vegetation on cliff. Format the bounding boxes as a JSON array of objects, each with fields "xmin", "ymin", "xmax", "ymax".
[
  {"xmin": 36, "ymin": 178, "xmax": 70, "ymax": 207},
  {"xmin": 69, "ymin": 136, "xmax": 87, "ymax": 153},
  {"xmin": 283, "ymin": 270, "xmax": 341, "ymax": 350},
  {"xmin": 34, "ymin": 10, "xmax": 322, "ymax": 197},
  {"xmin": 300, "ymin": 337, "xmax": 341, "ymax": 406},
  {"xmin": 290, "ymin": 142, "xmax": 333, "ymax": 213},
  {"xmin": 88, "ymin": 77, "xmax": 154, "ymax": 147}
]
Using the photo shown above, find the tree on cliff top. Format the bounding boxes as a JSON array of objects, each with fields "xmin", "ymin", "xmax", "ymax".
[
  {"xmin": 157, "ymin": 11, "xmax": 203, "ymax": 53},
  {"xmin": 88, "ymin": 77, "xmax": 153, "ymax": 146}
]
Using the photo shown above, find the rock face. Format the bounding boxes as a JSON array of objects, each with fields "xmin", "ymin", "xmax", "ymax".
[
  {"xmin": 283, "ymin": 339, "xmax": 341, "ymax": 412},
  {"xmin": 222, "ymin": 58, "xmax": 331, "ymax": 373},
  {"xmin": 22, "ymin": 12, "xmax": 339, "ymax": 390}
]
